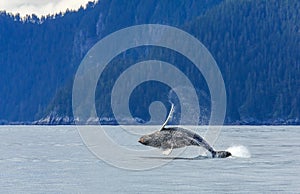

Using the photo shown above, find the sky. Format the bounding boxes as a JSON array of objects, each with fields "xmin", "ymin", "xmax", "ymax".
[{"xmin": 0, "ymin": 0, "xmax": 96, "ymax": 17}]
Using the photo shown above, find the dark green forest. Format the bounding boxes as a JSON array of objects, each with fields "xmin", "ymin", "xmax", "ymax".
[{"xmin": 0, "ymin": 0, "xmax": 299, "ymax": 124}]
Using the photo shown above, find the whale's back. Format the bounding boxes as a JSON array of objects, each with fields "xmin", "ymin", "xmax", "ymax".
[{"xmin": 160, "ymin": 127, "xmax": 215, "ymax": 153}]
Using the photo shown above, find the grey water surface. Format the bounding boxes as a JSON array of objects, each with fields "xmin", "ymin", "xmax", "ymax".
[{"xmin": 0, "ymin": 125, "xmax": 299, "ymax": 193}]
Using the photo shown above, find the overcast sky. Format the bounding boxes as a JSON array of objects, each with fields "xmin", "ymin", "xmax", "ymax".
[{"xmin": 0, "ymin": 0, "xmax": 95, "ymax": 17}]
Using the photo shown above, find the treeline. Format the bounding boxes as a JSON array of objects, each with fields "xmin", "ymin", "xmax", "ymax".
[
  {"xmin": 0, "ymin": 2, "xmax": 98, "ymax": 121},
  {"xmin": 188, "ymin": 0, "xmax": 300, "ymax": 122}
]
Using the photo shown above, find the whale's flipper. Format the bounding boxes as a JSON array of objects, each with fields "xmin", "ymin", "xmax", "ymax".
[
  {"xmin": 213, "ymin": 151, "xmax": 231, "ymax": 158},
  {"xmin": 162, "ymin": 148, "xmax": 173, "ymax": 155},
  {"xmin": 160, "ymin": 104, "xmax": 174, "ymax": 131}
]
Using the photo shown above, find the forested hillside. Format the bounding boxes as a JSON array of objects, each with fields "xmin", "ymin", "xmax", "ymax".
[
  {"xmin": 188, "ymin": 0, "xmax": 300, "ymax": 123},
  {"xmin": 0, "ymin": 0, "xmax": 299, "ymax": 124}
]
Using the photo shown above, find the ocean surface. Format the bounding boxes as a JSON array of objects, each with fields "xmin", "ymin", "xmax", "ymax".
[{"xmin": 0, "ymin": 125, "xmax": 299, "ymax": 193}]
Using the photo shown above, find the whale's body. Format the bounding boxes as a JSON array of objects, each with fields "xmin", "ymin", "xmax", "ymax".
[
  {"xmin": 138, "ymin": 104, "xmax": 231, "ymax": 158},
  {"xmin": 139, "ymin": 126, "xmax": 231, "ymax": 158}
]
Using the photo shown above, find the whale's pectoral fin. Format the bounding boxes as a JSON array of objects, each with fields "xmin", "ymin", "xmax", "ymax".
[
  {"xmin": 214, "ymin": 151, "xmax": 232, "ymax": 158},
  {"xmin": 162, "ymin": 148, "xmax": 173, "ymax": 155}
]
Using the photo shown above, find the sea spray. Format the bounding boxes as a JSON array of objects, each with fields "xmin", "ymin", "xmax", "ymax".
[{"xmin": 226, "ymin": 145, "xmax": 251, "ymax": 158}]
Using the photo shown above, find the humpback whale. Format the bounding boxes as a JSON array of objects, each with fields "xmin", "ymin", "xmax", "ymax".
[{"xmin": 138, "ymin": 104, "xmax": 231, "ymax": 158}]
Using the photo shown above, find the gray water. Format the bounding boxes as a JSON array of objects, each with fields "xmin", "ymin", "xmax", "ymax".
[{"xmin": 0, "ymin": 125, "xmax": 299, "ymax": 193}]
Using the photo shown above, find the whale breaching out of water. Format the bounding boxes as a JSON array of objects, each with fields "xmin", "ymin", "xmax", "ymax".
[{"xmin": 138, "ymin": 104, "xmax": 231, "ymax": 158}]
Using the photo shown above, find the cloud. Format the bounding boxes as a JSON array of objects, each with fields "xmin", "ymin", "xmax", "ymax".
[{"xmin": 0, "ymin": 0, "xmax": 95, "ymax": 17}]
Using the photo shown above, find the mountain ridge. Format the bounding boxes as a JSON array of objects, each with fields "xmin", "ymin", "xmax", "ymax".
[{"xmin": 0, "ymin": 0, "xmax": 299, "ymax": 125}]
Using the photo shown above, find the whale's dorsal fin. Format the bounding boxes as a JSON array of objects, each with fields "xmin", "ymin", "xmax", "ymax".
[{"xmin": 160, "ymin": 103, "xmax": 174, "ymax": 131}]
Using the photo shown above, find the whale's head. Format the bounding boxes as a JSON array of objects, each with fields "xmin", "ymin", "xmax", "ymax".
[
  {"xmin": 138, "ymin": 131, "xmax": 162, "ymax": 148},
  {"xmin": 138, "ymin": 135, "xmax": 151, "ymax": 145}
]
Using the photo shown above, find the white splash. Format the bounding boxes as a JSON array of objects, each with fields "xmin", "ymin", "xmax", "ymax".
[{"xmin": 226, "ymin": 145, "xmax": 251, "ymax": 158}]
